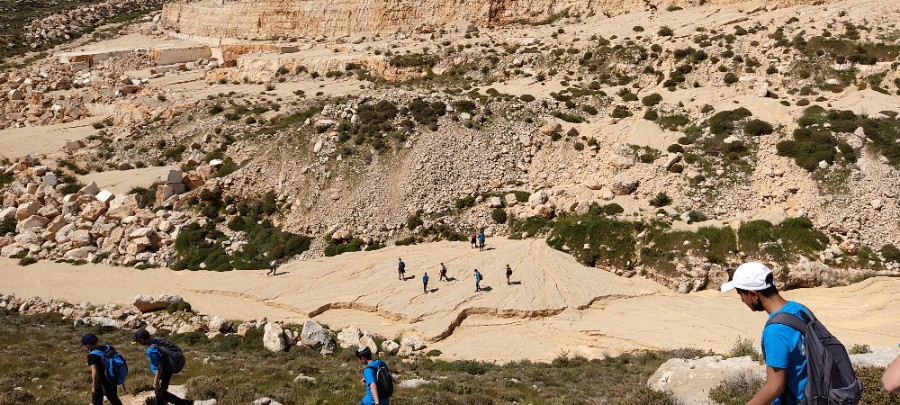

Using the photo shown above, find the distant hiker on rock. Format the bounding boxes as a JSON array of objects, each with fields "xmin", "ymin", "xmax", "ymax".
[
  {"xmin": 477, "ymin": 231, "xmax": 486, "ymax": 251},
  {"xmin": 439, "ymin": 263, "xmax": 449, "ymax": 282},
  {"xmin": 422, "ymin": 272, "xmax": 429, "ymax": 294},
  {"xmin": 267, "ymin": 259, "xmax": 278, "ymax": 276},
  {"xmin": 397, "ymin": 258, "xmax": 406, "ymax": 280},
  {"xmin": 133, "ymin": 329, "xmax": 214, "ymax": 405},
  {"xmin": 474, "ymin": 269, "xmax": 483, "ymax": 292},
  {"xmin": 505, "ymin": 265, "xmax": 513, "ymax": 285},
  {"xmin": 356, "ymin": 346, "xmax": 393, "ymax": 405},
  {"xmin": 82, "ymin": 333, "xmax": 124, "ymax": 405},
  {"xmin": 721, "ymin": 262, "xmax": 861, "ymax": 405},
  {"xmin": 470, "ymin": 231, "xmax": 478, "ymax": 249}
]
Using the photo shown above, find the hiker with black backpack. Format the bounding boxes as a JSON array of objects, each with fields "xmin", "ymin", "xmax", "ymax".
[
  {"xmin": 133, "ymin": 328, "xmax": 215, "ymax": 405},
  {"xmin": 355, "ymin": 346, "xmax": 393, "ymax": 405},
  {"xmin": 82, "ymin": 333, "xmax": 126, "ymax": 405},
  {"xmin": 721, "ymin": 262, "xmax": 862, "ymax": 405}
]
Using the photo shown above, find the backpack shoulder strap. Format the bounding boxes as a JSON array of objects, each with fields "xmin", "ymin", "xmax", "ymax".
[
  {"xmin": 90, "ymin": 349, "xmax": 104, "ymax": 356},
  {"xmin": 765, "ymin": 312, "xmax": 809, "ymax": 335}
]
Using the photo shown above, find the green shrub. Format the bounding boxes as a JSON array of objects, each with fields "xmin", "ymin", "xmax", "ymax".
[
  {"xmin": 643, "ymin": 109, "xmax": 658, "ymax": 121},
  {"xmin": 552, "ymin": 111, "xmax": 585, "ymax": 123},
  {"xmin": 519, "ymin": 94, "xmax": 536, "ymax": 102},
  {"xmin": 880, "ymin": 244, "xmax": 900, "ymax": 262},
  {"xmin": 611, "ymin": 105, "xmax": 632, "ymax": 118},
  {"xmin": 658, "ymin": 26, "xmax": 674, "ymax": 37},
  {"xmin": 547, "ymin": 214, "xmax": 637, "ymax": 267},
  {"xmin": 395, "ymin": 236, "xmax": 417, "ymax": 246},
  {"xmin": 848, "ymin": 344, "xmax": 871, "ymax": 355},
  {"xmin": 708, "ymin": 108, "xmax": 752, "ymax": 135},
  {"xmin": 388, "ymin": 53, "xmax": 439, "ymax": 68},
  {"xmin": 723, "ymin": 72, "xmax": 738, "ymax": 85},
  {"xmin": 491, "ymin": 208, "xmax": 508, "ymax": 224},
  {"xmin": 455, "ymin": 196, "xmax": 476, "ymax": 209},
  {"xmin": 738, "ymin": 218, "xmax": 827, "ymax": 262},
  {"xmin": 324, "ymin": 238, "xmax": 364, "ymax": 257},
  {"xmin": 127, "ymin": 186, "xmax": 156, "ymax": 208},
  {"xmin": 0, "ymin": 218, "xmax": 17, "ymax": 236},
  {"xmin": 508, "ymin": 216, "xmax": 552, "ymax": 238},
  {"xmin": 406, "ymin": 216, "xmax": 424, "ymax": 230},
  {"xmin": 728, "ymin": 336, "xmax": 762, "ymax": 360},
  {"xmin": 649, "ymin": 193, "xmax": 672, "ymax": 207},
  {"xmin": 709, "ymin": 372, "xmax": 764, "ymax": 404},
  {"xmin": 641, "ymin": 93, "xmax": 662, "ymax": 106},
  {"xmin": 744, "ymin": 119, "xmax": 774, "ymax": 136}
]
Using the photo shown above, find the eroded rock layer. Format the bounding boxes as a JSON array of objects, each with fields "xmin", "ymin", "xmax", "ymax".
[{"xmin": 161, "ymin": 0, "xmax": 832, "ymax": 40}]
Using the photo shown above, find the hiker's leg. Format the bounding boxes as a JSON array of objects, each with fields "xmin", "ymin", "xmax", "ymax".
[
  {"xmin": 104, "ymin": 382, "xmax": 123, "ymax": 405},
  {"xmin": 91, "ymin": 384, "xmax": 105, "ymax": 405}
]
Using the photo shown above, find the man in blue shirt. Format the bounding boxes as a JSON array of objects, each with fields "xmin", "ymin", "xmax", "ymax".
[
  {"xmin": 721, "ymin": 262, "xmax": 808, "ymax": 405},
  {"xmin": 132, "ymin": 329, "xmax": 204, "ymax": 405},
  {"xmin": 356, "ymin": 346, "xmax": 390, "ymax": 405},
  {"xmin": 422, "ymin": 272, "xmax": 429, "ymax": 294},
  {"xmin": 474, "ymin": 269, "xmax": 483, "ymax": 292}
]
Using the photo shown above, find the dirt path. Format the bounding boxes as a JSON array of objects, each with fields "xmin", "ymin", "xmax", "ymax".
[{"xmin": 1, "ymin": 238, "xmax": 898, "ymax": 362}]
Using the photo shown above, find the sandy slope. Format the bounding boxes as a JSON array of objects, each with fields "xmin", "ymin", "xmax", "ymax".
[
  {"xmin": 1, "ymin": 238, "xmax": 897, "ymax": 362},
  {"xmin": 77, "ymin": 165, "xmax": 177, "ymax": 194},
  {"xmin": 0, "ymin": 115, "xmax": 107, "ymax": 159}
]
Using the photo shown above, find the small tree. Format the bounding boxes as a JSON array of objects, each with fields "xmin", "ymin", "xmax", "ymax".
[
  {"xmin": 658, "ymin": 26, "xmax": 674, "ymax": 37},
  {"xmin": 649, "ymin": 192, "xmax": 672, "ymax": 207},
  {"xmin": 492, "ymin": 208, "xmax": 508, "ymax": 224}
]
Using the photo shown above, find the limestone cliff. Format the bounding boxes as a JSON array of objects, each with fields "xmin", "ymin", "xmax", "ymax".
[{"xmin": 161, "ymin": 0, "xmax": 832, "ymax": 40}]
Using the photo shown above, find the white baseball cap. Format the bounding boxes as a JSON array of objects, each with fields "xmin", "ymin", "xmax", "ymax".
[{"xmin": 720, "ymin": 262, "xmax": 774, "ymax": 292}]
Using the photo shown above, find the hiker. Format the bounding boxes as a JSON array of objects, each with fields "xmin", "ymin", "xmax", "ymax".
[
  {"xmin": 439, "ymin": 263, "xmax": 449, "ymax": 281},
  {"xmin": 267, "ymin": 258, "xmax": 278, "ymax": 276},
  {"xmin": 477, "ymin": 231, "xmax": 486, "ymax": 251},
  {"xmin": 721, "ymin": 262, "xmax": 861, "ymax": 405},
  {"xmin": 474, "ymin": 269, "xmax": 483, "ymax": 292},
  {"xmin": 505, "ymin": 264, "xmax": 513, "ymax": 285},
  {"xmin": 133, "ymin": 328, "xmax": 212, "ymax": 405},
  {"xmin": 82, "ymin": 333, "xmax": 124, "ymax": 405},
  {"xmin": 397, "ymin": 258, "xmax": 406, "ymax": 280},
  {"xmin": 885, "ymin": 351, "xmax": 900, "ymax": 393},
  {"xmin": 469, "ymin": 231, "xmax": 478, "ymax": 249},
  {"xmin": 355, "ymin": 346, "xmax": 393, "ymax": 405},
  {"xmin": 422, "ymin": 272, "xmax": 429, "ymax": 294}
]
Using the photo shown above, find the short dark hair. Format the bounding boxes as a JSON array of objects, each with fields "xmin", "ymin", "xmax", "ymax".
[
  {"xmin": 736, "ymin": 273, "xmax": 778, "ymax": 297},
  {"xmin": 356, "ymin": 346, "xmax": 373, "ymax": 360},
  {"xmin": 81, "ymin": 333, "xmax": 99, "ymax": 346}
]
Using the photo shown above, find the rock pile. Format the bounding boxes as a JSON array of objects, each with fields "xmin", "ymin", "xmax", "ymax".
[
  {"xmin": 24, "ymin": 0, "xmax": 164, "ymax": 48},
  {"xmin": 0, "ymin": 158, "xmax": 205, "ymax": 267}
]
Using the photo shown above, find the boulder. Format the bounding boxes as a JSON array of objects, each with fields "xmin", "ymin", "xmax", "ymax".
[
  {"xmin": 16, "ymin": 215, "xmax": 48, "ymax": 231},
  {"xmin": 504, "ymin": 193, "xmax": 518, "ymax": 207},
  {"xmin": 611, "ymin": 174, "xmax": 638, "ymax": 195},
  {"xmin": 753, "ymin": 80, "xmax": 769, "ymax": 97},
  {"xmin": 849, "ymin": 346, "xmax": 899, "ymax": 368},
  {"xmin": 43, "ymin": 172, "xmax": 58, "ymax": 186},
  {"xmin": 300, "ymin": 320, "xmax": 336, "ymax": 355},
  {"xmin": 527, "ymin": 190, "xmax": 547, "ymax": 207},
  {"xmin": 167, "ymin": 169, "xmax": 184, "ymax": 184},
  {"xmin": 65, "ymin": 140, "xmax": 85, "ymax": 150},
  {"xmin": 156, "ymin": 184, "xmax": 174, "ymax": 202},
  {"xmin": 107, "ymin": 195, "xmax": 140, "ymax": 220},
  {"xmin": 80, "ymin": 200, "xmax": 107, "ymax": 221},
  {"xmin": 133, "ymin": 294, "xmax": 187, "ymax": 313},
  {"xmin": 64, "ymin": 246, "xmax": 93, "ymax": 260},
  {"xmin": 381, "ymin": 339, "xmax": 400, "ymax": 355},
  {"xmin": 358, "ymin": 333, "xmax": 378, "ymax": 354},
  {"xmin": 647, "ymin": 356, "xmax": 764, "ymax": 405},
  {"xmin": 263, "ymin": 322, "xmax": 289, "ymax": 352},
  {"xmin": 80, "ymin": 181, "xmax": 100, "ymax": 195},
  {"xmin": 69, "ymin": 229, "xmax": 92, "ymax": 247},
  {"xmin": 489, "ymin": 196, "xmax": 503, "ymax": 208},
  {"xmin": 8, "ymin": 89, "xmax": 25, "ymax": 101},
  {"xmin": 539, "ymin": 123, "xmax": 562, "ymax": 136},
  {"xmin": 95, "ymin": 189, "xmax": 115, "ymax": 204},
  {"xmin": 207, "ymin": 316, "xmax": 230, "ymax": 333},
  {"xmin": 16, "ymin": 201, "xmax": 42, "ymax": 220},
  {"xmin": 399, "ymin": 378, "xmax": 433, "ymax": 389},
  {"xmin": 0, "ymin": 207, "xmax": 15, "ymax": 221},
  {"xmin": 337, "ymin": 325, "xmax": 361, "ymax": 349}
]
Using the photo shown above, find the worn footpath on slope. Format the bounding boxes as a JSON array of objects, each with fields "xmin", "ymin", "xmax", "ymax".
[{"xmin": 1, "ymin": 238, "xmax": 898, "ymax": 362}]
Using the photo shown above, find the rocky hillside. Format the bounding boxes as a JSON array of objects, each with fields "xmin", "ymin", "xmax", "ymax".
[
  {"xmin": 1, "ymin": 0, "xmax": 899, "ymax": 292},
  {"xmin": 161, "ymin": 0, "xmax": 840, "ymax": 41}
]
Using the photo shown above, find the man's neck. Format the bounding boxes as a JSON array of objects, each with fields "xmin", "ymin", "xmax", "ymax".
[{"xmin": 761, "ymin": 295, "xmax": 789, "ymax": 314}]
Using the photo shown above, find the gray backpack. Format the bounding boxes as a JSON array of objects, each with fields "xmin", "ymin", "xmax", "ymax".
[{"xmin": 764, "ymin": 305, "xmax": 862, "ymax": 405}]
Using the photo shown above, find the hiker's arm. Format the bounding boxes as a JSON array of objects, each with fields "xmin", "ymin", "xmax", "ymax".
[
  {"xmin": 369, "ymin": 382, "xmax": 380, "ymax": 405},
  {"xmin": 90, "ymin": 364, "xmax": 99, "ymax": 392},
  {"xmin": 746, "ymin": 366, "xmax": 786, "ymax": 405},
  {"xmin": 884, "ymin": 353, "xmax": 900, "ymax": 393}
]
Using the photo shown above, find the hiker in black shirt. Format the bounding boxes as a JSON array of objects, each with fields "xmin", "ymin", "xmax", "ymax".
[{"xmin": 82, "ymin": 333, "xmax": 123, "ymax": 405}]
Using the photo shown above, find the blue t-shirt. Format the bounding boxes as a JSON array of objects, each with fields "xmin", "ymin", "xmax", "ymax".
[
  {"xmin": 422, "ymin": 274, "xmax": 429, "ymax": 283},
  {"xmin": 475, "ymin": 272, "xmax": 482, "ymax": 282},
  {"xmin": 145, "ymin": 338, "xmax": 164, "ymax": 374},
  {"xmin": 361, "ymin": 359, "xmax": 388, "ymax": 405},
  {"xmin": 762, "ymin": 301, "xmax": 810, "ymax": 405}
]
